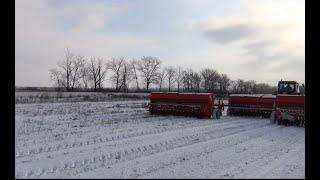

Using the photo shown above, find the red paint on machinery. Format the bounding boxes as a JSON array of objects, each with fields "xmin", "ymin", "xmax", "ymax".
[
  {"xmin": 149, "ymin": 92, "xmax": 215, "ymax": 118},
  {"xmin": 228, "ymin": 94, "xmax": 305, "ymax": 127},
  {"xmin": 276, "ymin": 95, "xmax": 305, "ymax": 108}
]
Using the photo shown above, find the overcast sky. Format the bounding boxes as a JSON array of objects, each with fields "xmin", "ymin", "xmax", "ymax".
[{"xmin": 15, "ymin": 0, "xmax": 305, "ymax": 87}]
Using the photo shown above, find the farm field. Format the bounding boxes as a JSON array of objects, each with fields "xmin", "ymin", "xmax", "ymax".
[{"xmin": 15, "ymin": 92, "xmax": 304, "ymax": 178}]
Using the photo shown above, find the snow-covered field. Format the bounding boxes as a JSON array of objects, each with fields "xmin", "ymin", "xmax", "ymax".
[
  {"xmin": 15, "ymin": 96, "xmax": 304, "ymax": 178},
  {"xmin": 15, "ymin": 91, "xmax": 149, "ymax": 104}
]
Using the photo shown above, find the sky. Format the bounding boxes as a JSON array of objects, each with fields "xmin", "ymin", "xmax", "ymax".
[{"xmin": 15, "ymin": 0, "xmax": 305, "ymax": 87}]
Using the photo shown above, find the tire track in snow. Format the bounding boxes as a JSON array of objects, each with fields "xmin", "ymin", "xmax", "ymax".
[
  {"xmin": 210, "ymin": 127, "xmax": 304, "ymax": 178},
  {"xmin": 137, "ymin": 126, "xmax": 301, "ymax": 178},
  {"xmin": 15, "ymin": 116, "xmax": 253, "ymax": 158},
  {"xmin": 242, "ymin": 130, "xmax": 305, "ymax": 178},
  {"xmin": 15, "ymin": 118, "xmax": 270, "ymax": 178},
  {"xmin": 16, "ymin": 117, "xmax": 257, "ymax": 165},
  {"xmin": 75, "ymin": 124, "xmax": 285, "ymax": 178}
]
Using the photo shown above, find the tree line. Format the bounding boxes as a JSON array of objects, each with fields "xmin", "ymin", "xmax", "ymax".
[{"xmin": 49, "ymin": 48, "xmax": 278, "ymax": 95}]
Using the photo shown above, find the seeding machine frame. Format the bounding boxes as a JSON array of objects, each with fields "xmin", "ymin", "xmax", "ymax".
[{"xmin": 147, "ymin": 81, "xmax": 305, "ymax": 127}]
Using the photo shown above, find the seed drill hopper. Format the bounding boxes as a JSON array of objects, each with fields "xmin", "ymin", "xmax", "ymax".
[{"xmin": 148, "ymin": 92, "xmax": 219, "ymax": 118}]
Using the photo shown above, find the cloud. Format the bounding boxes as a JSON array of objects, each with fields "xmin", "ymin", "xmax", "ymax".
[
  {"xmin": 58, "ymin": 1, "xmax": 128, "ymax": 32},
  {"xmin": 204, "ymin": 23, "xmax": 258, "ymax": 44},
  {"xmin": 187, "ymin": 0, "xmax": 305, "ymax": 84},
  {"xmin": 199, "ymin": 16, "xmax": 299, "ymax": 59}
]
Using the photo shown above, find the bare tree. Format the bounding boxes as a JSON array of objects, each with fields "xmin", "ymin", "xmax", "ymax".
[
  {"xmin": 245, "ymin": 80, "xmax": 256, "ymax": 94},
  {"xmin": 49, "ymin": 48, "xmax": 279, "ymax": 94},
  {"xmin": 175, "ymin": 66, "xmax": 183, "ymax": 92},
  {"xmin": 49, "ymin": 69, "xmax": 63, "ymax": 90},
  {"xmin": 56, "ymin": 48, "xmax": 74, "ymax": 91},
  {"xmin": 218, "ymin": 73, "xmax": 231, "ymax": 94},
  {"xmin": 229, "ymin": 80, "xmax": 237, "ymax": 93},
  {"xmin": 107, "ymin": 57, "xmax": 125, "ymax": 91},
  {"xmin": 200, "ymin": 68, "xmax": 211, "ymax": 91},
  {"xmin": 119, "ymin": 61, "xmax": 133, "ymax": 92},
  {"xmin": 70, "ymin": 55, "xmax": 85, "ymax": 90},
  {"xmin": 234, "ymin": 79, "xmax": 247, "ymax": 93},
  {"xmin": 50, "ymin": 48, "xmax": 85, "ymax": 91},
  {"xmin": 253, "ymin": 83, "xmax": 277, "ymax": 94},
  {"xmin": 96, "ymin": 57, "xmax": 107, "ymax": 90},
  {"xmin": 200, "ymin": 68, "xmax": 220, "ymax": 93},
  {"xmin": 79, "ymin": 61, "xmax": 90, "ymax": 89},
  {"xmin": 229, "ymin": 80, "xmax": 236, "ymax": 93},
  {"xmin": 166, "ymin": 66, "xmax": 176, "ymax": 92},
  {"xmin": 137, "ymin": 56, "xmax": 161, "ymax": 92},
  {"xmin": 130, "ymin": 59, "xmax": 140, "ymax": 91},
  {"xmin": 182, "ymin": 69, "xmax": 193, "ymax": 91},
  {"xmin": 182, "ymin": 69, "xmax": 201, "ymax": 92},
  {"xmin": 191, "ymin": 71, "xmax": 201, "ymax": 92},
  {"xmin": 88, "ymin": 57, "xmax": 99, "ymax": 90},
  {"xmin": 87, "ymin": 57, "xmax": 106, "ymax": 91},
  {"xmin": 157, "ymin": 68, "xmax": 167, "ymax": 91}
]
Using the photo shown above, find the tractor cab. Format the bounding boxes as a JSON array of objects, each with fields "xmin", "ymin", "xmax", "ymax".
[{"xmin": 277, "ymin": 80, "xmax": 300, "ymax": 95}]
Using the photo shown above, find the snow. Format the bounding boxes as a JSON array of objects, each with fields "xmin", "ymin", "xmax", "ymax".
[
  {"xmin": 15, "ymin": 97, "xmax": 304, "ymax": 178},
  {"xmin": 277, "ymin": 94, "xmax": 305, "ymax": 97},
  {"xmin": 229, "ymin": 94, "xmax": 276, "ymax": 98},
  {"xmin": 261, "ymin": 94, "xmax": 276, "ymax": 98},
  {"xmin": 229, "ymin": 94, "xmax": 265, "ymax": 97}
]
